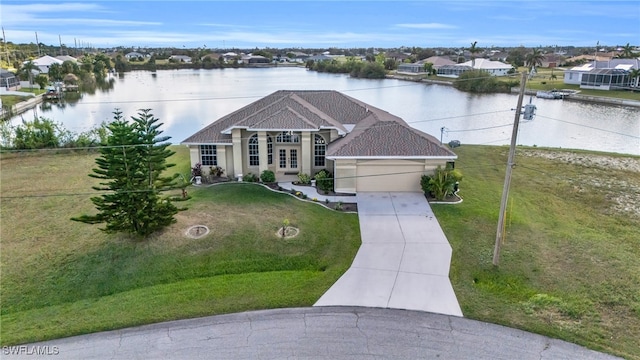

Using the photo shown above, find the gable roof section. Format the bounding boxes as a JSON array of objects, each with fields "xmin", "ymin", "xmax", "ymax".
[
  {"xmin": 327, "ymin": 115, "xmax": 456, "ymax": 159},
  {"xmin": 250, "ymin": 107, "xmax": 319, "ymax": 130}
]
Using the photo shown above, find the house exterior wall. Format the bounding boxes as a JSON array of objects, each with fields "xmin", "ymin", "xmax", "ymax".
[
  {"xmin": 334, "ymin": 158, "xmax": 452, "ymax": 193},
  {"xmin": 334, "ymin": 159, "xmax": 357, "ymax": 193}
]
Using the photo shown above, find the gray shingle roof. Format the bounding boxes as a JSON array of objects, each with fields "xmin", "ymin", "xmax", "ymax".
[{"xmin": 181, "ymin": 90, "xmax": 456, "ymax": 159}]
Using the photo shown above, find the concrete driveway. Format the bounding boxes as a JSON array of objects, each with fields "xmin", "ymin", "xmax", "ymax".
[{"xmin": 315, "ymin": 192, "xmax": 462, "ymax": 316}]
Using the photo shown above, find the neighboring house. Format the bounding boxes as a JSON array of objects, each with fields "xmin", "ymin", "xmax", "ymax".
[
  {"xmin": 437, "ymin": 64, "xmax": 472, "ymax": 78},
  {"xmin": 307, "ymin": 54, "xmax": 333, "ymax": 62},
  {"xmin": 541, "ymin": 53, "xmax": 564, "ymax": 68},
  {"xmin": 124, "ymin": 52, "xmax": 146, "ymax": 60},
  {"xmin": 564, "ymin": 58, "xmax": 639, "ymax": 88},
  {"xmin": 579, "ymin": 68, "xmax": 630, "ymax": 90},
  {"xmin": 422, "ymin": 56, "xmax": 456, "ymax": 69},
  {"xmin": 290, "ymin": 51, "xmax": 310, "ymax": 63},
  {"xmin": 181, "ymin": 90, "xmax": 457, "ymax": 193},
  {"xmin": 398, "ymin": 56, "xmax": 456, "ymax": 74},
  {"xmin": 385, "ymin": 52, "xmax": 410, "ymax": 62},
  {"xmin": 564, "ymin": 63, "xmax": 593, "ymax": 85},
  {"xmin": 241, "ymin": 55, "xmax": 270, "ymax": 64},
  {"xmin": 0, "ymin": 69, "xmax": 21, "ymax": 90},
  {"xmin": 460, "ymin": 58, "xmax": 512, "ymax": 76},
  {"xmin": 55, "ymin": 55, "xmax": 78, "ymax": 63},
  {"xmin": 29, "ymin": 55, "xmax": 63, "ymax": 74},
  {"xmin": 169, "ymin": 55, "xmax": 192, "ymax": 63},
  {"xmin": 436, "ymin": 58, "xmax": 512, "ymax": 78},
  {"xmin": 397, "ymin": 63, "xmax": 424, "ymax": 73}
]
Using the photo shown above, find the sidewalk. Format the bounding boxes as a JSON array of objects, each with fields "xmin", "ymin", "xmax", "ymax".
[{"xmin": 278, "ymin": 181, "xmax": 357, "ymax": 203}]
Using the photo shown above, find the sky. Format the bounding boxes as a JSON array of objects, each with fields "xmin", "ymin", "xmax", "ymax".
[{"xmin": 1, "ymin": 1, "xmax": 639, "ymax": 50}]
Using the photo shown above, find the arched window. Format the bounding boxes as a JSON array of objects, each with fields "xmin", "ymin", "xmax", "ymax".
[
  {"xmin": 314, "ymin": 134, "xmax": 326, "ymax": 167},
  {"xmin": 276, "ymin": 131, "xmax": 300, "ymax": 143},
  {"xmin": 267, "ymin": 135, "xmax": 273, "ymax": 165},
  {"xmin": 248, "ymin": 134, "xmax": 259, "ymax": 166}
]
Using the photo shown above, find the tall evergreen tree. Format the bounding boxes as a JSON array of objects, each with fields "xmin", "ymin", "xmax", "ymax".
[{"xmin": 72, "ymin": 109, "xmax": 185, "ymax": 237}]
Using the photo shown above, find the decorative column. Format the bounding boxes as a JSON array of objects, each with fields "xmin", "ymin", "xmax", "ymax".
[
  {"xmin": 301, "ymin": 131, "xmax": 311, "ymax": 175},
  {"xmin": 232, "ymin": 128, "xmax": 243, "ymax": 178},
  {"xmin": 258, "ymin": 131, "xmax": 268, "ymax": 173}
]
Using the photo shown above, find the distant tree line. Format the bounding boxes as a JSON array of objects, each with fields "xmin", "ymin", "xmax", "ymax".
[{"xmin": 305, "ymin": 58, "xmax": 387, "ymax": 79}]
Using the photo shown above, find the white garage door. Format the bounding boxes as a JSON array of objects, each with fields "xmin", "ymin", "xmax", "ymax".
[{"xmin": 356, "ymin": 160, "xmax": 424, "ymax": 192}]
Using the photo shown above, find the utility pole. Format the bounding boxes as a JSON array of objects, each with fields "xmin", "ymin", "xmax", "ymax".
[
  {"xmin": 35, "ymin": 32, "xmax": 41, "ymax": 56},
  {"xmin": 493, "ymin": 71, "xmax": 528, "ymax": 266}
]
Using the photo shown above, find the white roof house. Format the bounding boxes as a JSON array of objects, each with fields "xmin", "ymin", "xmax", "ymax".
[
  {"xmin": 460, "ymin": 58, "xmax": 512, "ymax": 76},
  {"xmin": 564, "ymin": 63, "xmax": 594, "ymax": 85},
  {"xmin": 27, "ymin": 55, "xmax": 63, "ymax": 74}
]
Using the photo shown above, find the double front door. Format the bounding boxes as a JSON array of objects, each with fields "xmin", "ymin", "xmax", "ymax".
[{"xmin": 277, "ymin": 146, "xmax": 298, "ymax": 172}]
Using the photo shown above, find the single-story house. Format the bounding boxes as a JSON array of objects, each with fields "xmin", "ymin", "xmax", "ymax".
[
  {"xmin": 28, "ymin": 55, "xmax": 63, "ymax": 74},
  {"xmin": 461, "ymin": 58, "xmax": 512, "ymax": 76},
  {"xmin": 565, "ymin": 59, "xmax": 639, "ymax": 88},
  {"xmin": 181, "ymin": 90, "xmax": 457, "ymax": 193},
  {"xmin": 55, "ymin": 55, "xmax": 78, "ymax": 63},
  {"xmin": 1, "ymin": 69, "xmax": 21, "ymax": 90},
  {"xmin": 124, "ymin": 52, "xmax": 147, "ymax": 60},
  {"xmin": 437, "ymin": 64, "xmax": 472, "ymax": 78},
  {"xmin": 242, "ymin": 55, "xmax": 270, "ymax": 64},
  {"xmin": 436, "ymin": 58, "xmax": 512, "ymax": 78},
  {"xmin": 169, "ymin": 55, "xmax": 192, "ymax": 63},
  {"xmin": 398, "ymin": 56, "xmax": 457, "ymax": 74},
  {"xmin": 564, "ymin": 63, "xmax": 594, "ymax": 85}
]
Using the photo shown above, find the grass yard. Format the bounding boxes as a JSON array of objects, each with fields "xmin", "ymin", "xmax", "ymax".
[
  {"xmin": 434, "ymin": 146, "xmax": 640, "ymax": 359},
  {"xmin": 1, "ymin": 144, "xmax": 639, "ymax": 359},
  {"xmin": 0, "ymin": 146, "xmax": 361, "ymax": 345},
  {"xmin": 0, "ymin": 95, "xmax": 34, "ymax": 108}
]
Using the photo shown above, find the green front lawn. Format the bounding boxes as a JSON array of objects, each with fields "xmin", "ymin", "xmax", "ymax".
[
  {"xmin": 1, "ymin": 145, "xmax": 639, "ymax": 359},
  {"xmin": 0, "ymin": 147, "xmax": 360, "ymax": 345}
]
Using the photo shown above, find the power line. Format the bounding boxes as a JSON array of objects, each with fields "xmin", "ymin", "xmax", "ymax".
[
  {"xmin": 446, "ymin": 123, "xmax": 514, "ymax": 133},
  {"xmin": 536, "ymin": 114, "xmax": 640, "ymax": 139}
]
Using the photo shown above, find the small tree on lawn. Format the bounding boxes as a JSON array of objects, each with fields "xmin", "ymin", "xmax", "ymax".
[{"xmin": 72, "ymin": 109, "xmax": 186, "ymax": 237}]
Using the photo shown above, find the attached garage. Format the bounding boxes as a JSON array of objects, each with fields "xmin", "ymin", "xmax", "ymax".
[
  {"xmin": 355, "ymin": 159, "xmax": 425, "ymax": 192},
  {"xmin": 333, "ymin": 158, "xmax": 455, "ymax": 193}
]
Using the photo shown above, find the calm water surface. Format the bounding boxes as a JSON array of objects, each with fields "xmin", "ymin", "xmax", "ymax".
[{"xmin": 10, "ymin": 67, "xmax": 640, "ymax": 155}]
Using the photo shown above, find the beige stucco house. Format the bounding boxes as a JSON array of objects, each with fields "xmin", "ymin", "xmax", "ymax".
[{"xmin": 181, "ymin": 90, "xmax": 457, "ymax": 193}]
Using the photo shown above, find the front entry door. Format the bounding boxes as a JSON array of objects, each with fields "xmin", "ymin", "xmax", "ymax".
[{"xmin": 278, "ymin": 147, "xmax": 299, "ymax": 172}]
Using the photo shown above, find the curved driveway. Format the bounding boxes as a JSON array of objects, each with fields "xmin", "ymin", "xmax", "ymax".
[{"xmin": 4, "ymin": 307, "xmax": 619, "ymax": 359}]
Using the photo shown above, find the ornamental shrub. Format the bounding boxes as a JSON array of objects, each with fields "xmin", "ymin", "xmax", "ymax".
[
  {"xmin": 297, "ymin": 172, "xmax": 311, "ymax": 184},
  {"xmin": 260, "ymin": 170, "xmax": 276, "ymax": 183},
  {"xmin": 314, "ymin": 169, "xmax": 334, "ymax": 193}
]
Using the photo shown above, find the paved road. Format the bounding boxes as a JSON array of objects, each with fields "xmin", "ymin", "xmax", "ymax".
[
  {"xmin": 316, "ymin": 192, "xmax": 462, "ymax": 316},
  {"xmin": 2, "ymin": 307, "xmax": 620, "ymax": 360}
]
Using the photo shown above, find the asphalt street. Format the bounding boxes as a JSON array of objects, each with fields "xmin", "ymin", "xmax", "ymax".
[{"xmin": 3, "ymin": 307, "xmax": 620, "ymax": 360}]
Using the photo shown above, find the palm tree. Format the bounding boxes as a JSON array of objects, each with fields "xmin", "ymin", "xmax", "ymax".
[
  {"xmin": 617, "ymin": 43, "xmax": 637, "ymax": 59},
  {"xmin": 19, "ymin": 60, "xmax": 40, "ymax": 85},
  {"xmin": 525, "ymin": 48, "xmax": 545, "ymax": 72},
  {"xmin": 628, "ymin": 68, "xmax": 640, "ymax": 88},
  {"xmin": 468, "ymin": 41, "xmax": 481, "ymax": 68}
]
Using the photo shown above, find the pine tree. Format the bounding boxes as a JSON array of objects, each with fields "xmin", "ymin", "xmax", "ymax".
[{"xmin": 72, "ymin": 109, "xmax": 186, "ymax": 237}]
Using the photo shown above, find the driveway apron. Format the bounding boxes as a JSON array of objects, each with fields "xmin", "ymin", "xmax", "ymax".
[{"xmin": 315, "ymin": 192, "xmax": 463, "ymax": 316}]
